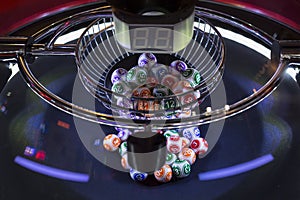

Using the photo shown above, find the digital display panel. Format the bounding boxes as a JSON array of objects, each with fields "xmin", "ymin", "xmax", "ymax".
[{"xmin": 129, "ymin": 25, "xmax": 174, "ymax": 52}]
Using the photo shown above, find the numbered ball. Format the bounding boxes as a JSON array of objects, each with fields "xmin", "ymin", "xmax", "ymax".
[
  {"xmin": 178, "ymin": 148, "xmax": 196, "ymax": 165},
  {"xmin": 138, "ymin": 53, "xmax": 157, "ymax": 67},
  {"xmin": 103, "ymin": 134, "xmax": 121, "ymax": 151},
  {"xmin": 126, "ymin": 67, "xmax": 148, "ymax": 85},
  {"xmin": 111, "ymin": 68, "xmax": 128, "ymax": 84},
  {"xmin": 164, "ymin": 130, "xmax": 179, "ymax": 138},
  {"xmin": 119, "ymin": 141, "xmax": 127, "ymax": 156},
  {"xmin": 182, "ymin": 127, "xmax": 201, "ymax": 141},
  {"xmin": 153, "ymin": 85, "xmax": 169, "ymax": 98},
  {"xmin": 181, "ymin": 137, "xmax": 190, "ymax": 148},
  {"xmin": 171, "ymin": 80, "xmax": 193, "ymax": 94},
  {"xmin": 121, "ymin": 153, "xmax": 131, "ymax": 170},
  {"xmin": 165, "ymin": 153, "xmax": 177, "ymax": 165},
  {"xmin": 118, "ymin": 129, "xmax": 132, "ymax": 141},
  {"xmin": 161, "ymin": 74, "xmax": 179, "ymax": 89},
  {"xmin": 149, "ymin": 64, "xmax": 169, "ymax": 82},
  {"xmin": 170, "ymin": 60, "xmax": 188, "ymax": 76},
  {"xmin": 166, "ymin": 135, "xmax": 183, "ymax": 154},
  {"xmin": 154, "ymin": 164, "xmax": 173, "ymax": 183},
  {"xmin": 190, "ymin": 137, "xmax": 209, "ymax": 155},
  {"xmin": 111, "ymin": 80, "xmax": 131, "ymax": 95},
  {"xmin": 172, "ymin": 159, "xmax": 191, "ymax": 178},
  {"xmin": 129, "ymin": 168, "xmax": 148, "ymax": 181},
  {"xmin": 181, "ymin": 68, "xmax": 201, "ymax": 87}
]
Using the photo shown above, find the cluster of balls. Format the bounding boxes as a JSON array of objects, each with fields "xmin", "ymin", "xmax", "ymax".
[
  {"xmin": 110, "ymin": 53, "xmax": 202, "ymax": 118},
  {"xmin": 103, "ymin": 53, "xmax": 207, "ymax": 183},
  {"xmin": 103, "ymin": 126, "xmax": 208, "ymax": 183}
]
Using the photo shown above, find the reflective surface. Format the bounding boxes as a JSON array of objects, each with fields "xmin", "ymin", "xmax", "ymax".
[
  {"xmin": 0, "ymin": 1, "xmax": 300, "ymax": 200},
  {"xmin": 0, "ymin": 35, "xmax": 299, "ymax": 199}
]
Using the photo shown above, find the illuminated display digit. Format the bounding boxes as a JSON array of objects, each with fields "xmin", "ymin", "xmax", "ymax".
[
  {"xmin": 154, "ymin": 28, "xmax": 172, "ymax": 49},
  {"xmin": 130, "ymin": 26, "xmax": 174, "ymax": 51},
  {"xmin": 132, "ymin": 28, "xmax": 149, "ymax": 49}
]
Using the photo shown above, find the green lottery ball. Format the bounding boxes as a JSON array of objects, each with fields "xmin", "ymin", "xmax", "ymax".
[
  {"xmin": 164, "ymin": 130, "xmax": 179, "ymax": 138},
  {"xmin": 181, "ymin": 68, "xmax": 201, "ymax": 88},
  {"xmin": 129, "ymin": 168, "xmax": 148, "ymax": 182},
  {"xmin": 172, "ymin": 159, "xmax": 191, "ymax": 178},
  {"xmin": 165, "ymin": 153, "xmax": 177, "ymax": 165},
  {"xmin": 126, "ymin": 66, "xmax": 148, "ymax": 85},
  {"xmin": 111, "ymin": 80, "xmax": 131, "ymax": 95},
  {"xmin": 119, "ymin": 141, "xmax": 127, "ymax": 156}
]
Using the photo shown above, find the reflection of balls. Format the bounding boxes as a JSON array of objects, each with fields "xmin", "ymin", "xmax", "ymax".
[
  {"xmin": 172, "ymin": 159, "xmax": 191, "ymax": 178},
  {"xmin": 138, "ymin": 53, "xmax": 157, "ymax": 67},
  {"xmin": 129, "ymin": 168, "xmax": 148, "ymax": 181},
  {"xmin": 103, "ymin": 134, "xmax": 121, "ymax": 151},
  {"xmin": 167, "ymin": 135, "xmax": 182, "ymax": 154},
  {"xmin": 111, "ymin": 68, "xmax": 128, "ymax": 84},
  {"xmin": 154, "ymin": 164, "xmax": 173, "ymax": 183},
  {"xmin": 178, "ymin": 148, "xmax": 196, "ymax": 165},
  {"xmin": 190, "ymin": 137, "xmax": 209, "ymax": 155},
  {"xmin": 165, "ymin": 153, "xmax": 177, "ymax": 165}
]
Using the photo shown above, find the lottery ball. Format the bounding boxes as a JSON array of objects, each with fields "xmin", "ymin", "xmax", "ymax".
[
  {"xmin": 166, "ymin": 135, "xmax": 182, "ymax": 154},
  {"xmin": 138, "ymin": 53, "xmax": 157, "ymax": 67},
  {"xmin": 129, "ymin": 168, "xmax": 148, "ymax": 181},
  {"xmin": 182, "ymin": 127, "xmax": 201, "ymax": 141},
  {"xmin": 163, "ymin": 130, "xmax": 179, "ymax": 138},
  {"xmin": 133, "ymin": 86, "xmax": 151, "ymax": 97},
  {"xmin": 181, "ymin": 68, "xmax": 201, "ymax": 87},
  {"xmin": 190, "ymin": 137, "xmax": 209, "ymax": 155},
  {"xmin": 170, "ymin": 60, "xmax": 188, "ymax": 76},
  {"xmin": 126, "ymin": 66, "xmax": 148, "ymax": 85},
  {"xmin": 146, "ymin": 76, "xmax": 159, "ymax": 87},
  {"xmin": 172, "ymin": 159, "xmax": 191, "ymax": 178},
  {"xmin": 154, "ymin": 164, "xmax": 173, "ymax": 183},
  {"xmin": 149, "ymin": 64, "xmax": 169, "ymax": 82},
  {"xmin": 176, "ymin": 110, "xmax": 192, "ymax": 118},
  {"xmin": 161, "ymin": 74, "xmax": 179, "ymax": 89},
  {"xmin": 121, "ymin": 153, "xmax": 131, "ymax": 170},
  {"xmin": 178, "ymin": 148, "xmax": 196, "ymax": 165},
  {"xmin": 103, "ymin": 134, "xmax": 121, "ymax": 151},
  {"xmin": 181, "ymin": 137, "xmax": 190, "ymax": 148},
  {"xmin": 111, "ymin": 80, "xmax": 131, "ymax": 95},
  {"xmin": 111, "ymin": 68, "xmax": 128, "ymax": 84},
  {"xmin": 165, "ymin": 153, "xmax": 177, "ymax": 165},
  {"xmin": 119, "ymin": 141, "xmax": 127, "ymax": 156},
  {"xmin": 153, "ymin": 85, "xmax": 169, "ymax": 98},
  {"xmin": 171, "ymin": 80, "xmax": 193, "ymax": 94},
  {"xmin": 117, "ymin": 129, "xmax": 132, "ymax": 141}
]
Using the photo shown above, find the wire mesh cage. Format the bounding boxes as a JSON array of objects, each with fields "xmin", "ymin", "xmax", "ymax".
[{"xmin": 75, "ymin": 15, "xmax": 225, "ymax": 120}]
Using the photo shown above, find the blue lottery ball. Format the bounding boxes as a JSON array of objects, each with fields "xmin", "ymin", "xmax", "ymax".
[{"xmin": 129, "ymin": 169, "xmax": 148, "ymax": 181}]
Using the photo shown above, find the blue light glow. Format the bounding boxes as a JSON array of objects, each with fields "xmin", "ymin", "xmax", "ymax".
[
  {"xmin": 198, "ymin": 154, "xmax": 274, "ymax": 181},
  {"xmin": 14, "ymin": 156, "xmax": 89, "ymax": 182}
]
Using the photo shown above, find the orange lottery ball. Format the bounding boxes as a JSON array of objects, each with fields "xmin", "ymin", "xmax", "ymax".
[{"xmin": 103, "ymin": 134, "xmax": 121, "ymax": 151}]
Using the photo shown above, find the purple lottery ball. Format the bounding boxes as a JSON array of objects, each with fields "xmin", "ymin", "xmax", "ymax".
[
  {"xmin": 111, "ymin": 68, "xmax": 128, "ymax": 84},
  {"xmin": 138, "ymin": 53, "xmax": 157, "ymax": 67}
]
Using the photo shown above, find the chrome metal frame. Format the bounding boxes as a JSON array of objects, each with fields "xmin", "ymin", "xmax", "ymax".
[{"xmin": 0, "ymin": 3, "xmax": 299, "ymax": 130}]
